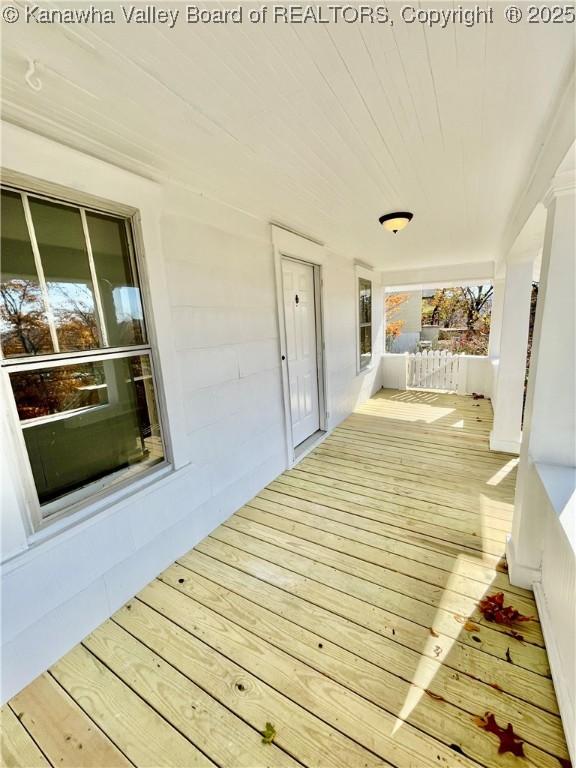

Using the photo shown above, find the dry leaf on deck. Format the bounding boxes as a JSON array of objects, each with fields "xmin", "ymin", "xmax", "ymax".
[
  {"xmin": 425, "ymin": 689, "xmax": 446, "ymax": 702},
  {"xmin": 454, "ymin": 614, "xmax": 481, "ymax": 632},
  {"xmin": 473, "ymin": 712, "xmax": 525, "ymax": 757},
  {"xmin": 478, "ymin": 592, "xmax": 534, "ymax": 626}
]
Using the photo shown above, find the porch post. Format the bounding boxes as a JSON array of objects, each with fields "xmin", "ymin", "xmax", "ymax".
[
  {"xmin": 489, "ymin": 258, "xmax": 534, "ymax": 453},
  {"xmin": 507, "ymin": 163, "xmax": 576, "ymax": 587},
  {"xmin": 487, "ymin": 277, "xmax": 505, "ymax": 359}
]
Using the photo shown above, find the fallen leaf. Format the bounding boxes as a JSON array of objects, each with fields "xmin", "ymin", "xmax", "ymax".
[
  {"xmin": 454, "ymin": 614, "xmax": 481, "ymax": 632},
  {"xmin": 472, "ymin": 393, "xmax": 485, "ymax": 400},
  {"xmin": 478, "ymin": 592, "xmax": 534, "ymax": 626},
  {"xmin": 429, "ymin": 627, "xmax": 439, "ymax": 637},
  {"xmin": 425, "ymin": 689, "xmax": 446, "ymax": 702},
  {"xmin": 474, "ymin": 712, "xmax": 525, "ymax": 757},
  {"xmin": 433, "ymin": 645, "xmax": 442, "ymax": 658},
  {"xmin": 505, "ymin": 648, "xmax": 513, "ymax": 664},
  {"xmin": 489, "ymin": 682, "xmax": 504, "ymax": 693},
  {"xmin": 505, "ymin": 629, "xmax": 525, "ymax": 643},
  {"xmin": 261, "ymin": 722, "xmax": 276, "ymax": 745},
  {"xmin": 558, "ymin": 758, "xmax": 573, "ymax": 768}
]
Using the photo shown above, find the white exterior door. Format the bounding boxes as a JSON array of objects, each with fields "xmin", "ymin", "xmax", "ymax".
[{"xmin": 282, "ymin": 258, "xmax": 320, "ymax": 447}]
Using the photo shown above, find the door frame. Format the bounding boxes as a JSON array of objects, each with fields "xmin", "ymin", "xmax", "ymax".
[{"xmin": 271, "ymin": 224, "xmax": 328, "ymax": 467}]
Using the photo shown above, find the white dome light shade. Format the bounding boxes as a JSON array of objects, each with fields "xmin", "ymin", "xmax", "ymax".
[{"xmin": 378, "ymin": 211, "xmax": 414, "ymax": 233}]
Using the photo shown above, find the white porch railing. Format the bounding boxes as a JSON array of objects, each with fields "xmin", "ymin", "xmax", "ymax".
[{"xmin": 407, "ymin": 350, "xmax": 466, "ymax": 392}]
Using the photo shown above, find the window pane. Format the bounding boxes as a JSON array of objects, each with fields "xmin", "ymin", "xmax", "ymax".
[
  {"xmin": 360, "ymin": 325, "xmax": 372, "ymax": 369},
  {"xmin": 29, "ymin": 197, "xmax": 100, "ymax": 352},
  {"xmin": 359, "ymin": 278, "xmax": 372, "ymax": 324},
  {"xmin": 86, "ymin": 213, "xmax": 145, "ymax": 347},
  {"xmin": 0, "ymin": 190, "xmax": 54, "ymax": 357},
  {"xmin": 11, "ymin": 355, "xmax": 164, "ymax": 508}
]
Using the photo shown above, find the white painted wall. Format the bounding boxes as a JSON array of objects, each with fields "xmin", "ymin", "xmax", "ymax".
[{"xmin": 0, "ymin": 124, "xmax": 383, "ymax": 702}]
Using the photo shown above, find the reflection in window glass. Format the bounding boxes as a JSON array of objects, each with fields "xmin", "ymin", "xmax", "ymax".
[
  {"xmin": 359, "ymin": 277, "xmax": 372, "ymax": 370},
  {"xmin": 10, "ymin": 363, "xmax": 109, "ymax": 421},
  {"xmin": 86, "ymin": 212, "xmax": 145, "ymax": 347},
  {"xmin": 11, "ymin": 355, "xmax": 164, "ymax": 506},
  {"xmin": 0, "ymin": 191, "xmax": 54, "ymax": 357},
  {"xmin": 29, "ymin": 198, "xmax": 100, "ymax": 352}
]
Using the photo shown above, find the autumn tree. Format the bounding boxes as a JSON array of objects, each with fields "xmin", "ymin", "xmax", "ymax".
[
  {"xmin": 422, "ymin": 285, "xmax": 494, "ymax": 355},
  {"xmin": 385, "ymin": 292, "xmax": 410, "ymax": 347}
]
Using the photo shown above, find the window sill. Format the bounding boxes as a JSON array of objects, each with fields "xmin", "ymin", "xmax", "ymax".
[{"xmin": 21, "ymin": 460, "xmax": 184, "ymax": 555}]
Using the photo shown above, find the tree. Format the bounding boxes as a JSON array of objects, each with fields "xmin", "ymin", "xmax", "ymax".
[
  {"xmin": 0, "ymin": 279, "xmax": 52, "ymax": 356},
  {"xmin": 422, "ymin": 284, "xmax": 493, "ymax": 355},
  {"xmin": 385, "ymin": 292, "xmax": 410, "ymax": 347},
  {"xmin": 424, "ymin": 285, "xmax": 493, "ymax": 330}
]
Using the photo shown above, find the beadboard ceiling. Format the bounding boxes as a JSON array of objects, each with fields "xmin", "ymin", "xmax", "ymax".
[{"xmin": 1, "ymin": 3, "xmax": 574, "ymax": 269}]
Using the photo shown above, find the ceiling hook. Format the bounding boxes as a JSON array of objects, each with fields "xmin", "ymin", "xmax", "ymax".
[{"xmin": 25, "ymin": 59, "xmax": 43, "ymax": 92}]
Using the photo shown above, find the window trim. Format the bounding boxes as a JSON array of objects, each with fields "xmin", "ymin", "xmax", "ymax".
[
  {"xmin": 357, "ymin": 273, "xmax": 373, "ymax": 373},
  {"xmin": 1, "ymin": 180, "xmax": 172, "ymax": 532}
]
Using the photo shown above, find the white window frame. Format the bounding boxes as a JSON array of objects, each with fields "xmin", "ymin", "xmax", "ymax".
[
  {"xmin": 1, "ymin": 174, "xmax": 175, "ymax": 535},
  {"xmin": 356, "ymin": 268, "xmax": 374, "ymax": 373}
]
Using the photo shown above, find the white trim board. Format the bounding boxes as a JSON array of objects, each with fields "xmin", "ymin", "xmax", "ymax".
[{"xmin": 533, "ymin": 582, "xmax": 575, "ymax": 763}]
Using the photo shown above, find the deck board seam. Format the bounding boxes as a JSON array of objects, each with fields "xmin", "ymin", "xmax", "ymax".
[
  {"xmin": 75, "ymin": 642, "xmax": 221, "ymax": 768},
  {"xmin": 204, "ymin": 531, "xmax": 548, "ymax": 661},
  {"xmin": 137, "ymin": 588, "xmax": 399, "ymax": 768},
  {"xmin": 6, "ymin": 701, "xmax": 55, "ymax": 768}
]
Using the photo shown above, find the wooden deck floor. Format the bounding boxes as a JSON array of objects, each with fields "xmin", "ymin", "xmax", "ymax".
[{"xmin": 2, "ymin": 389, "xmax": 569, "ymax": 768}]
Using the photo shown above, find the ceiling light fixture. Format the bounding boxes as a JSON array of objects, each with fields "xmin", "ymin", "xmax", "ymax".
[{"xmin": 378, "ymin": 211, "xmax": 413, "ymax": 234}]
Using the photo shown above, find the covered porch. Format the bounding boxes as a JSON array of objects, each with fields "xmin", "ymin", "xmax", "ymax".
[{"xmin": 2, "ymin": 390, "xmax": 569, "ymax": 768}]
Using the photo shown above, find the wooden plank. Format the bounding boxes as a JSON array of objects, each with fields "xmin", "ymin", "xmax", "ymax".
[
  {"xmin": 333, "ymin": 425, "xmax": 511, "ymax": 466},
  {"xmin": 138, "ymin": 578, "xmax": 475, "ymax": 768},
  {"xmin": 173, "ymin": 549, "xmax": 559, "ymax": 715},
  {"xmin": 153, "ymin": 569, "xmax": 566, "ymax": 767},
  {"xmin": 9, "ymin": 673, "xmax": 132, "ymax": 768},
  {"xmin": 298, "ymin": 457, "xmax": 514, "ymax": 525},
  {"xmin": 185, "ymin": 542, "xmax": 553, "ymax": 698},
  {"xmin": 227, "ymin": 511, "xmax": 541, "ymax": 640},
  {"xmin": 163, "ymin": 557, "xmax": 565, "ymax": 757},
  {"xmin": 283, "ymin": 468, "xmax": 511, "ymax": 540},
  {"xmin": 113, "ymin": 599, "xmax": 388, "ymax": 768},
  {"xmin": 309, "ymin": 448, "xmax": 515, "ymax": 507},
  {"xmin": 259, "ymin": 485, "xmax": 508, "ymax": 571},
  {"xmin": 315, "ymin": 441, "xmax": 516, "ymax": 495},
  {"xmin": 1, "ymin": 705, "xmax": 50, "ymax": 768},
  {"xmin": 241, "ymin": 496, "xmax": 533, "ymax": 601},
  {"xmin": 51, "ymin": 645, "xmax": 214, "ymax": 768},
  {"xmin": 83, "ymin": 620, "xmax": 299, "ymax": 768},
  {"xmin": 206, "ymin": 526, "xmax": 547, "ymax": 662},
  {"xmin": 326, "ymin": 431, "xmax": 518, "ymax": 482},
  {"xmin": 268, "ymin": 478, "xmax": 505, "ymax": 557}
]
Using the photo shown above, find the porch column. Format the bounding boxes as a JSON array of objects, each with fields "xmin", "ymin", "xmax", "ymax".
[
  {"xmin": 489, "ymin": 259, "xmax": 534, "ymax": 453},
  {"xmin": 487, "ymin": 277, "xmax": 505, "ymax": 359},
  {"xmin": 507, "ymin": 164, "xmax": 576, "ymax": 587}
]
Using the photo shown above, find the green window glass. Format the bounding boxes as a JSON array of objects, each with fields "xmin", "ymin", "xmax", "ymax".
[
  {"xmin": 11, "ymin": 355, "xmax": 163, "ymax": 506},
  {"xmin": 358, "ymin": 277, "xmax": 372, "ymax": 370}
]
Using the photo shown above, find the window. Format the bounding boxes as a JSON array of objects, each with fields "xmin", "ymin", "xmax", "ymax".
[
  {"xmin": 358, "ymin": 277, "xmax": 372, "ymax": 370},
  {"xmin": 1, "ymin": 187, "xmax": 166, "ymax": 523}
]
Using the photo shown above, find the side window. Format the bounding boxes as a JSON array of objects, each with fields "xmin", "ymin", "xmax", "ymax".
[
  {"xmin": 358, "ymin": 277, "xmax": 372, "ymax": 370},
  {"xmin": 0, "ymin": 188, "xmax": 165, "ymax": 523}
]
